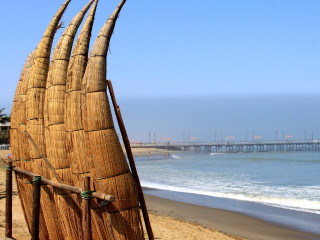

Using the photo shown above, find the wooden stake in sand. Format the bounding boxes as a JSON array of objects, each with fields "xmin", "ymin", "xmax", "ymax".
[
  {"xmin": 5, "ymin": 161, "xmax": 13, "ymax": 238},
  {"xmin": 31, "ymin": 176, "xmax": 41, "ymax": 240},
  {"xmin": 81, "ymin": 177, "xmax": 92, "ymax": 240}
]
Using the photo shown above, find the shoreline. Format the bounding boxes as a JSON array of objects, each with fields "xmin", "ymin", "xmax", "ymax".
[
  {"xmin": 144, "ymin": 192, "xmax": 320, "ymax": 240},
  {"xmin": 143, "ymin": 187, "xmax": 320, "ymax": 235}
]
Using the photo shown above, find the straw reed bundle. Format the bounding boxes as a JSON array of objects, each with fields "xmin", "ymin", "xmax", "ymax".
[
  {"xmin": 43, "ymin": 2, "xmax": 94, "ymax": 239},
  {"xmin": 10, "ymin": 51, "xmax": 50, "ymax": 239},
  {"xmin": 11, "ymin": 51, "xmax": 35, "ymax": 168},
  {"xmin": 16, "ymin": 173, "xmax": 50, "ymax": 239},
  {"xmin": 44, "ymin": 0, "xmax": 93, "ymax": 183},
  {"xmin": 11, "ymin": 0, "xmax": 152, "ymax": 238},
  {"xmin": 81, "ymin": 0, "xmax": 144, "ymax": 238},
  {"xmin": 26, "ymin": 0, "xmax": 71, "ymax": 175},
  {"xmin": 23, "ymin": 0, "xmax": 72, "ymax": 238},
  {"xmin": 66, "ymin": 0, "xmax": 98, "ymax": 186}
]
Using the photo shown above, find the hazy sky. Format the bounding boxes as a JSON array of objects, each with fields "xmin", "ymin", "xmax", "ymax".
[
  {"xmin": 1, "ymin": 0, "xmax": 319, "ymax": 141},
  {"xmin": 118, "ymin": 95, "xmax": 320, "ymax": 142}
]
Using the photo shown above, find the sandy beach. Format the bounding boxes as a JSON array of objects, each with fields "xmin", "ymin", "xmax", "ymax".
[{"xmin": 1, "ymin": 148, "xmax": 320, "ymax": 239}]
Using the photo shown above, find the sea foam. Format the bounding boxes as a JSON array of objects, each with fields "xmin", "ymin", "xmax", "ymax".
[{"xmin": 141, "ymin": 181, "xmax": 320, "ymax": 214}]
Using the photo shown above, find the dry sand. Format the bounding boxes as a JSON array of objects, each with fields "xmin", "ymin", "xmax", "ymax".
[{"xmin": 0, "ymin": 150, "xmax": 238, "ymax": 239}]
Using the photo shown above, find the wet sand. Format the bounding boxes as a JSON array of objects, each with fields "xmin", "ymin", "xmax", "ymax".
[{"xmin": 144, "ymin": 193, "xmax": 320, "ymax": 240}]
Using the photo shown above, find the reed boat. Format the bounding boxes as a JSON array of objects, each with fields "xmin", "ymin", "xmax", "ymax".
[{"xmin": 10, "ymin": 1, "xmax": 153, "ymax": 239}]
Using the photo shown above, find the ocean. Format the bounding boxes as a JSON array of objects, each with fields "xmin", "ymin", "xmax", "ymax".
[{"xmin": 135, "ymin": 151, "xmax": 320, "ymax": 234}]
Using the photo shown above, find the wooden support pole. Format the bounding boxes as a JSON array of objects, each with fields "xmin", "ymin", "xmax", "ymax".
[
  {"xmin": 81, "ymin": 177, "xmax": 91, "ymax": 240},
  {"xmin": 107, "ymin": 80, "xmax": 154, "ymax": 240},
  {"xmin": 31, "ymin": 176, "xmax": 42, "ymax": 240},
  {"xmin": 13, "ymin": 167, "xmax": 115, "ymax": 202},
  {"xmin": 5, "ymin": 161, "xmax": 13, "ymax": 238},
  {"xmin": 24, "ymin": 130, "xmax": 63, "ymax": 182}
]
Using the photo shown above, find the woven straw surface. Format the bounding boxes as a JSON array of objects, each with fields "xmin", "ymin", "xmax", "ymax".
[
  {"xmin": 16, "ymin": 175, "xmax": 50, "ymax": 239},
  {"xmin": 65, "ymin": 91, "xmax": 83, "ymax": 130},
  {"xmin": 44, "ymin": 0, "xmax": 93, "ymax": 182},
  {"xmin": 104, "ymin": 208, "xmax": 142, "ymax": 240},
  {"xmin": 11, "ymin": 0, "xmax": 149, "ymax": 238},
  {"xmin": 26, "ymin": 118, "xmax": 46, "ymax": 160},
  {"xmin": 10, "ymin": 50, "xmax": 47, "ymax": 235},
  {"xmin": 88, "ymin": 129, "xmax": 128, "ymax": 178},
  {"xmin": 40, "ymin": 185, "xmax": 65, "ymax": 239},
  {"xmin": 81, "ymin": 0, "xmax": 143, "ymax": 238},
  {"xmin": 12, "ymin": 51, "xmax": 35, "ymax": 127},
  {"xmin": 11, "ymin": 76, "xmax": 35, "ymax": 169},
  {"xmin": 67, "ymin": 130, "xmax": 92, "ymax": 177},
  {"xmin": 64, "ymin": 3, "xmax": 102, "ymax": 238},
  {"xmin": 83, "ymin": 91, "xmax": 114, "ymax": 131},
  {"xmin": 25, "ymin": 0, "xmax": 71, "ymax": 163},
  {"xmin": 46, "ymin": 124, "xmax": 70, "ymax": 168},
  {"xmin": 11, "ymin": 55, "xmax": 48, "ymax": 236},
  {"xmin": 23, "ymin": 0, "xmax": 72, "ymax": 238},
  {"xmin": 43, "ymin": 2, "xmax": 94, "ymax": 239},
  {"xmin": 66, "ymin": 0, "xmax": 99, "ymax": 187},
  {"xmin": 54, "ymin": 193, "xmax": 83, "ymax": 240}
]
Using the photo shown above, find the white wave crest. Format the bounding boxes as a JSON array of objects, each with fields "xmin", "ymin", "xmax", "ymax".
[{"xmin": 141, "ymin": 181, "xmax": 320, "ymax": 215}]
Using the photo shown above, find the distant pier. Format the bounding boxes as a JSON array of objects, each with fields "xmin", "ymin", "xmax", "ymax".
[{"xmin": 131, "ymin": 140, "xmax": 320, "ymax": 153}]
